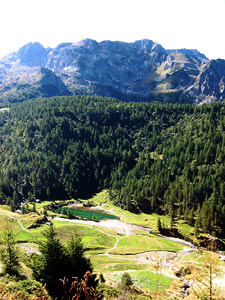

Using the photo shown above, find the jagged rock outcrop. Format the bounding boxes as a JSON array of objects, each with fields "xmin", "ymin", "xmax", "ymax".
[
  {"xmin": 0, "ymin": 38, "xmax": 224, "ymax": 104},
  {"xmin": 184, "ymin": 59, "xmax": 225, "ymax": 104},
  {"xmin": 40, "ymin": 67, "xmax": 71, "ymax": 96}
]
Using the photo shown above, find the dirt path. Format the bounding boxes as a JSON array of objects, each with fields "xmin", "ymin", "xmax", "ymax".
[
  {"xmin": 105, "ymin": 236, "xmax": 119, "ymax": 256},
  {"xmin": 54, "ymin": 216, "xmax": 196, "ymax": 248},
  {"xmin": 11, "ymin": 218, "xmax": 40, "ymax": 254},
  {"xmin": 17, "ymin": 219, "xmax": 30, "ymax": 233},
  {"xmin": 10, "ymin": 217, "xmax": 30, "ymax": 233}
]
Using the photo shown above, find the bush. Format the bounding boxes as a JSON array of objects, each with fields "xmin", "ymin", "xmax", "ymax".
[{"xmin": 121, "ymin": 272, "xmax": 133, "ymax": 288}]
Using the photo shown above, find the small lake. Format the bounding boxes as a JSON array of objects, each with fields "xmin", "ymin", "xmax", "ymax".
[{"xmin": 54, "ymin": 206, "xmax": 119, "ymax": 221}]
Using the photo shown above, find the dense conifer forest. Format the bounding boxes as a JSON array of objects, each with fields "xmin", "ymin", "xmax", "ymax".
[{"xmin": 0, "ymin": 95, "xmax": 225, "ymax": 237}]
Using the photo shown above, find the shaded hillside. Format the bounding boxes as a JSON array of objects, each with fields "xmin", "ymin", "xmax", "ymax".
[
  {"xmin": 2, "ymin": 38, "xmax": 225, "ymax": 105},
  {"xmin": 0, "ymin": 96, "xmax": 225, "ymax": 236}
]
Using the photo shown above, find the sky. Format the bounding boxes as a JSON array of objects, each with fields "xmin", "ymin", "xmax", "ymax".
[{"xmin": 0, "ymin": 0, "xmax": 225, "ymax": 59}]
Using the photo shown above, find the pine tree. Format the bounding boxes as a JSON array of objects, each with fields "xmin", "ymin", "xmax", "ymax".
[
  {"xmin": 31, "ymin": 224, "xmax": 94, "ymax": 298},
  {"xmin": 0, "ymin": 224, "xmax": 20, "ymax": 275},
  {"xmin": 194, "ymin": 217, "xmax": 200, "ymax": 238},
  {"xmin": 66, "ymin": 232, "xmax": 93, "ymax": 280},
  {"xmin": 31, "ymin": 223, "xmax": 67, "ymax": 297},
  {"xmin": 157, "ymin": 217, "xmax": 162, "ymax": 233}
]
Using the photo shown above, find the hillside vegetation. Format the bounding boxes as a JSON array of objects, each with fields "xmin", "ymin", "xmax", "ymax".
[{"xmin": 0, "ymin": 96, "xmax": 225, "ymax": 237}]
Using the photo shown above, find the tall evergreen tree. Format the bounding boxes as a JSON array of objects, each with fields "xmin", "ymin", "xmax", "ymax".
[
  {"xmin": 31, "ymin": 223, "xmax": 67, "ymax": 297},
  {"xmin": 0, "ymin": 224, "xmax": 20, "ymax": 275}
]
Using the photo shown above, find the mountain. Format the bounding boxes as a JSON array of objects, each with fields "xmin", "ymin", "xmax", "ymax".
[{"xmin": 0, "ymin": 39, "xmax": 225, "ymax": 104}]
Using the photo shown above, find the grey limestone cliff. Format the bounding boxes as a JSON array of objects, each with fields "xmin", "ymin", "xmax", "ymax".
[{"xmin": 0, "ymin": 38, "xmax": 224, "ymax": 104}]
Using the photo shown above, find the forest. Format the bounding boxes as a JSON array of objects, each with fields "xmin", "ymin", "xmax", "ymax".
[{"xmin": 0, "ymin": 96, "xmax": 225, "ymax": 237}]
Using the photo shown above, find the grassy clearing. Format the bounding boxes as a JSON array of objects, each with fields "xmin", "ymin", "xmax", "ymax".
[
  {"xmin": 79, "ymin": 190, "xmax": 109, "ymax": 205},
  {"xmin": 0, "ymin": 207, "xmax": 19, "ymax": 218},
  {"xmin": 52, "ymin": 220, "xmax": 115, "ymax": 254},
  {"xmin": 18, "ymin": 213, "xmax": 45, "ymax": 229},
  {"xmin": 27, "ymin": 201, "xmax": 56, "ymax": 214},
  {"xmin": 104, "ymin": 203, "xmax": 171, "ymax": 232},
  {"xmin": 131, "ymin": 270, "xmax": 173, "ymax": 290},
  {"xmin": 0, "ymin": 215, "xmax": 46, "ymax": 243},
  {"xmin": 15, "ymin": 225, "xmax": 46, "ymax": 243},
  {"xmin": 0, "ymin": 205, "xmax": 11, "ymax": 212},
  {"xmin": 88, "ymin": 191, "xmax": 169, "ymax": 232},
  {"xmin": 86, "ymin": 191, "xmax": 195, "ymax": 241},
  {"xmin": 90, "ymin": 255, "xmax": 147, "ymax": 273},
  {"xmin": 177, "ymin": 221, "xmax": 194, "ymax": 237},
  {"xmin": 110, "ymin": 235, "xmax": 183, "ymax": 255},
  {"xmin": 113, "ymin": 270, "xmax": 173, "ymax": 291}
]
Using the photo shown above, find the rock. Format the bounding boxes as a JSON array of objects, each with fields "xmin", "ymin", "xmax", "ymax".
[
  {"xmin": 0, "ymin": 38, "xmax": 224, "ymax": 104},
  {"xmin": 40, "ymin": 67, "xmax": 71, "ymax": 97},
  {"xmin": 17, "ymin": 42, "xmax": 48, "ymax": 67},
  {"xmin": 186, "ymin": 59, "xmax": 225, "ymax": 103}
]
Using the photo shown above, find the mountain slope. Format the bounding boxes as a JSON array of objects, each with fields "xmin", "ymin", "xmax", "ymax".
[
  {"xmin": 0, "ymin": 96, "xmax": 225, "ymax": 236},
  {"xmin": 1, "ymin": 39, "xmax": 224, "ymax": 105}
]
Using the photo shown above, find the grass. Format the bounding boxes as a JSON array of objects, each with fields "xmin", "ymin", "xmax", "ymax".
[
  {"xmin": 110, "ymin": 234, "xmax": 183, "ymax": 255},
  {"xmin": 177, "ymin": 221, "xmax": 194, "ymax": 237},
  {"xmin": 0, "ymin": 205, "xmax": 11, "ymax": 212},
  {"xmin": 0, "ymin": 207, "xmax": 19, "ymax": 218},
  {"xmin": 89, "ymin": 191, "xmax": 171, "ymax": 232},
  {"xmin": 0, "ymin": 214, "xmax": 47, "ymax": 243},
  {"xmin": 90, "ymin": 191, "xmax": 195, "ymax": 241},
  {"xmin": 18, "ymin": 213, "xmax": 46, "ymax": 229},
  {"xmin": 90, "ymin": 255, "xmax": 147, "ymax": 272},
  {"xmin": 131, "ymin": 270, "xmax": 173, "ymax": 290},
  {"xmin": 79, "ymin": 190, "xmax": 109, "ymax": 205},
  {"xmin": 113, "ymin": 270, "xmax": 173, "ymax": 291},
  {"xmin": 13, "ymin": 225, "xmax": 46, "ymax": 243},
  {"xmin": 27, "ymin": 200, "xmax": 57, "ymax": 214},
  {"xmin": 52, "ymin": 220, "xmax": 115, "ymax": 253}
]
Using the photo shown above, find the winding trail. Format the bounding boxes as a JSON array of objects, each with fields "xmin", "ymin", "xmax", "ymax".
[
  {"xmin": 105, "ymin": 236, "xmax": 119, "ymax": 256},
  {"xmin": 16, "ymin": 218, "xmax": 30, "ymax": 233},
  {"xmin": 10, "ymin": 217, "xmax": 40, "ymax": 254},
  {"xmin": 54, "ymin": 216, "xmax": 196, "ymax": 248},
  {"xmin": 54, "ymin": 216, "xmax": 198, "ymax": 266},
  {"xmin": 11, "ymin": 217, "xmax": 30, "ymax": 233}
]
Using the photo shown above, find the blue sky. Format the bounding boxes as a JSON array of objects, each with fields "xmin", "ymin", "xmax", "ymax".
[{"xmin": 1, "ymin": 0, "xmax": 225, "ymax": 59}]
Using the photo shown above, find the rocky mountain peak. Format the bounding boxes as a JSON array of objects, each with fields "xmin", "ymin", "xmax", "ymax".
[
  {"xmin": 73, "ymin": 38, "xmax": 99, "ymax": 49},
  {"xmin": 134, "ymin": 39, "xmax": 164, "ymax": 52},
  {"xmin": 17, "ymin": 42, "xmax": 48, "ymax": 67},
  {"xmin": 0, "ymin": 38, "xmax": 225, "ymax": 105}
]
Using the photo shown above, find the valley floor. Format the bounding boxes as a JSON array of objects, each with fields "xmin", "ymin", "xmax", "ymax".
[{"xmin": 0, "ymin": 190, "xmax": 225, "ymax": 298}]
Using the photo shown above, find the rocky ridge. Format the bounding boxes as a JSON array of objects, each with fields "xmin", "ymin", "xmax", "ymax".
[{"xmin": 0, "ymin": 39, "xmax": 225, "ymax": 104}]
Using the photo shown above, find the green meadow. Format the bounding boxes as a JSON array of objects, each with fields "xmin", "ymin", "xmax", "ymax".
[{"xmin": 0, "ymin": 192, "xmax": 195, "ymax": 293}]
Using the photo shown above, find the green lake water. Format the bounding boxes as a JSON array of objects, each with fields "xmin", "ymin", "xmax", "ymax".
[{"xmin": 55, "ymin": 206, "xmax": 119, "ymax": 221}]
